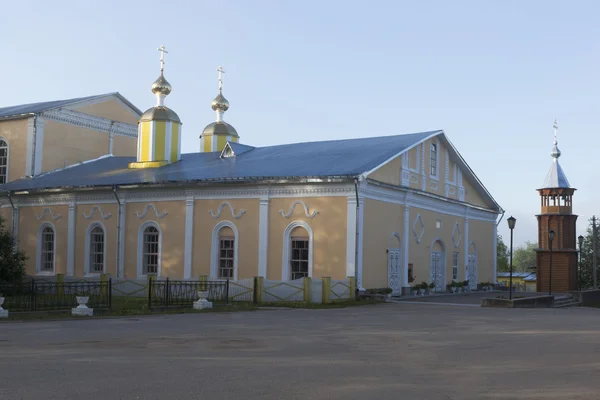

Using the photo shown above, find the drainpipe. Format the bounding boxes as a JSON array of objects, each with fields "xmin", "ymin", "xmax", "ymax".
[
  {"xmin": 354, "ymin": 177, "xmax": 360, "ymax": 298},
  {"xmin": 113, "ymin": 185, "xmax": 122, "ymax": 278}
]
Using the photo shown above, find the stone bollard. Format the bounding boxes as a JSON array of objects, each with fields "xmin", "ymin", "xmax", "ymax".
[
  {"xmin": 0, "ymin": 296, "xmax": 8, "ymax": 318},
  {"xmin": 193, "ymin": 290, "xmax": 213, "ymax": 310},
  {"xmin": 72, "ymin": 296, "xmax": 94, "ymax": 317}
]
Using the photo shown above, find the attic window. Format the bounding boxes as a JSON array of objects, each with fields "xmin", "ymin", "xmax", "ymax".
[{"xmin": 220, "ymin": 142, "xmax": 235, "ymax": 159}]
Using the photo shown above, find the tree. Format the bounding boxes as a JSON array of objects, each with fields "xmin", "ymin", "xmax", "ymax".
[
  {"xmin": 497, "ymin": 235, "xmax": 509, "ymax": 272},
  {"xmin": 0, "ymin": 216, "xmax": 27, "ymax": 284},
  {"xmin": 578, "ymin": 222, "xmax": 600, "ymax": 289},
  {"xmin": 512, "ymin": 241, "xmax": 537, "ymax": 273}
]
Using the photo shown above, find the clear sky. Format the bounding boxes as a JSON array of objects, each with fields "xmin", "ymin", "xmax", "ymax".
[{"xmin": 1, "ymin": 0, "xmax": 598, "ymax": 247}]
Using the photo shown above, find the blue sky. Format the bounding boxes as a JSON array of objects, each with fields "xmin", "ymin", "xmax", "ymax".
[{"xmin": 1, "ymin": 0, "xmax": 598, "ymax": 247}]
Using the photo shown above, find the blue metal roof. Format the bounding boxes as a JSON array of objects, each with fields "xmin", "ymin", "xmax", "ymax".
[
  {"xmin": 0, "ymin": 130, "xmax": 440, "ymax": 192},
  {"xmin": 0, "ymin": 92, "xmax": 141, "ymax": 119}
]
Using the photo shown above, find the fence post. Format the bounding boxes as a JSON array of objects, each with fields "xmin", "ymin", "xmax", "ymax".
[
  {"xmin": 56, "ymin": 273, "xmax": 65, "ymax": 297},
  {"xmin": 322, "ymin": 277, "xmax": 332, "ymax": 304},
  {"xmin": 100, "ymin": 273, "xmax": 108, "ymax": 298},
  {"xmin": 146, "ymin": 274, "xmax": 154, "ymax": 298},
  {"xmin": 147, "ymin": 275, "xmax": 154, "ymax": 310},
  {"xmin": 226, "ymin": 279, "xmax": 230, "ymax": 305},
  {"xmin": 349, "ymin": 277, "xmax": 356, "ymax": 300},
  {"xmin": 303, "ymin": 277, "xmax": 312, "ymax": 303},
  {"xmin": 256, "ymin": 277, "xmax": 264, "ymax": 304},
  {"xmin": 165, "ymin": 277, "xmax": 169, "ymax": 308},
  {"xmin": 199, "ymin": 275, "xmax": 208, "ymax": 291}
]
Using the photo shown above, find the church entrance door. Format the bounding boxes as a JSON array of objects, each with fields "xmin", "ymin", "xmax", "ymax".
[
  {"xmin": 467, "ymin": 254, "xmax": 477, "ymax": 289},
  {"xmin": 388, "ymin": 249, "xmax": 401, "ymax": 296},
  {"xmin": 430, "ymin": 251, "xmax": 445, "ymax": 292}
]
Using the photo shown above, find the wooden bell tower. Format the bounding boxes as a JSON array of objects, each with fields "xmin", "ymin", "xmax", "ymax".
[{"xmin": 535, "ymin": 120, "xmax": 578, "ymax": 293}]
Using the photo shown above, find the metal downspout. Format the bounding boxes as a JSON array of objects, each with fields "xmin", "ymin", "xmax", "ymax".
[{"xmin": 354, "ymin": 178, "xmax": 360, "ymax": 298}]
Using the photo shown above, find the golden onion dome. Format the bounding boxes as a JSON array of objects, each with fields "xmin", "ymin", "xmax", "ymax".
[
  {"xmin": 151, "ymin": 73, "xmax": 172, "ymax": 96},
  {"xmin": 211, "ymin": 92, "xmax": 229, "ymax": 112},
  {"xmin": 201, "ymin": 121, "xmax": 238, "ymax": 137},
  {"xmin": 140, "ymin": 106, "xmax": 181, "ymax": 123}
]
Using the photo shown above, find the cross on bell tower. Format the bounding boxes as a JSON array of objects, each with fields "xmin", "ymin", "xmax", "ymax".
[{"xmin": 535, "ymin": 120, "xmax": 578, "ymax": 293}]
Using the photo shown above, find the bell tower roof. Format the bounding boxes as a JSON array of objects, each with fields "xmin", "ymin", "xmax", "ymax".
[{"xmin": 541, "ymin": 119, "xmax": 570, "ymax": 189}]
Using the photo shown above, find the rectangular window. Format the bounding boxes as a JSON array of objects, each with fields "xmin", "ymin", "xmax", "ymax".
[
  {"xmin": 41, "ymin": 227, "xmax": 55, "ymax": 272},
  {"xmin": 219, "ymin": 237, "xmax": 235, "ymax": 279},
  {"xmin": 436, "ymin": 220, "xmax": 442, "ymax": 229},
  {"xmin": 430, "ymin": 142, "xmax": 437, "ymax": 176},
  {"xmin": 143, "ymin": 227, "xmax": 159, "ymax": 275},
  {"xmin": 89, "ymin": 227, "xmax": 104, "ymax": 274},
  {"xmin": 290, "ymin": 237, "xmax": 309, "ymax": 280},
  {"xmin": 452, "ymin": 252, "xmax": 459, "ymax": 280},
  {"xmin": 0, "ymin": 141, "xmax": 7, "ymax": 184}
]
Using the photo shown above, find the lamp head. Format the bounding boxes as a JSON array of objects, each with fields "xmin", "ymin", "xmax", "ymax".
[
  {"xmin": 578, "ymin": 235, "xmax": 584, "ymax": 248},
  {"xmin": 507, "ymin": 216, "xmax": 516, "ymax": 230},
  {"xmin": 549, "ymin": 229, "xmax": 556, "ymax": 242}
]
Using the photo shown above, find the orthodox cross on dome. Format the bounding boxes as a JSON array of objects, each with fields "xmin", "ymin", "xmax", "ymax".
[
  {"xmin": 158, "ymin": 45, "xmax": 168, "ymax": 74},
  {"xmin": 553, "ymin": 119, "xmax": 558, "ymax": 144},
  {"xmin": 217, "ymin": 65, "xmax": 225, "ymax": 92}
]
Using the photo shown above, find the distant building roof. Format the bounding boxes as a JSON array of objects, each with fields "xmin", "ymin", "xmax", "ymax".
[
  {"xmin": 497, "ymin": 272, "xmax": 536, "ymax": 280},
  {"xmin": 0, "ymin": 92, "xmax": 142, "ymax": 120}
]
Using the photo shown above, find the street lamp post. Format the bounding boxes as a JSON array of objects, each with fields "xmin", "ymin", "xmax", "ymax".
[
  {"xmin": 578, "ymin": 235, "xmax": 584, "ymax": 292},
  {"xmin": 507, "ymin": 216, "xmax": 516, "ymax": 300},
  {"xmin": 549, "ymin": 229, "xmax": 555, "ymax": 295}
]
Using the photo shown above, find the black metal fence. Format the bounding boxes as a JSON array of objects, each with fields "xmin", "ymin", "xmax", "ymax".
[
  {"xmin": 0, "ymin": 279, "xmax": 112, "ymax": 312},
  {"xmin": 148, "ymin": 278, "xmax": 229, "ymax": 309}
]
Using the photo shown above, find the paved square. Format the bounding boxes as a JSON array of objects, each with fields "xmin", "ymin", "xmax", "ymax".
[{"xmin": 1, "ymin": 302, "xmax": 599, "ymax": 399}]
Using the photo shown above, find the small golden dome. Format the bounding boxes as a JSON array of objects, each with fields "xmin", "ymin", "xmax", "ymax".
[
  {"xmin": 151, "ymin": 73, "xmax": 172, "ymax": 96},
  {"xmin": 211, "ymin": 92, "xmax": 229, "ymax": 112},
  {"xmin": 201, "ymin": 121, "xmax": 238, "ymax": 137}
]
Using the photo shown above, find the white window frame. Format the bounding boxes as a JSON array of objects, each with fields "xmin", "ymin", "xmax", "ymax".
[
  {"xmin": 137, "ymin": 221, "xmax": 162, "ymax": 278},
  {"xmin": 452, "ymin": 251, "xmax": 459, "ymax": 280},
  {"xmin": 210, "ymin": 220, "xmax": 239, "ymax": 280},
  {"xmin": 84, "ymin": 222, "xmax": 106, "ymax": 276},
  {"xmin": 282, "ymin": 220, "xmax": 314, "ymax": 280},
  {"xmin": 430, "ymin": 139, "xmax": 440, "ymax": 180},
  {"xmin": 36, "ymin": 222, "xmax": 56, "ymax": 276},
  {"xmin": 0, "ymin": 138, "xmax": 9, "ymax": 184}
]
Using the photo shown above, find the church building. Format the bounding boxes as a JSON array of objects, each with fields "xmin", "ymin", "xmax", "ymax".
[{"xmin": 0, "ymin": 46, "xmax": 502, "ymax": 294}]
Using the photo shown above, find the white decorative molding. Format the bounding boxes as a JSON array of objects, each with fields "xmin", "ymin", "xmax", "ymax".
[
  {"xmin": 209, "ymin": 201, "xmax": 245, "ymax": 219},
  {"xmin": 401, "ymin": 170, "xmax": 410, "ymax": 187},
  {"xmin": 40, "ymin": 108, "xmax": 137, "ymax": 138},
  {"xmin": 403, "ymin": 206, "xmax": 410, "ymax": 287},
  {"xmin": 420, "ymin": 143, "xmax": 427, "ymax": 191},
  {"xmin": 445, "ymin": 148, "xmax": 450, "ymax": 182},
  {"xmin": 135, "ymin": 204, "xmax": 167, "ymax": 219},
  {"xmin": 258, "ymin": 196, "xmax": 269, "ymax": 278},
  {"xmin": 210, "ymin": 220, "xmax": 239, "ymax": 280},
  {"xmin": 452, "ymin": 221, "xmax": 462, "ymax": 248},
  {"xmin": 82, "ymin": 205, "xmax": 112, "ymax": 220},
  {"xmin": 36, "ymin": 208, "xmax": 62, "ymax": 221},
  {"xmin": 67, "ymin": 204, "xmax": 75, "ymax": 276},
  {"xmin": 183, "ymin": 197, "xmax": 194, "ymax": 279},
  {"xmin": 279, "ymin": 200, "xmax": 318, "ymax": 219},
  {"xmin": 429, "ymin": 180, "xmax": 439, "ymax": 191},
  {"xmin": 282, "ymin": 220, "xmax": 314, "ymax": 280},
  {"xmin": 36, "ymin": 221, "xmax": 56, "ymax": 276},
  {"xmin": 346, "ymin": 196, "xmax": 357, "ymax": 279},
  {"xmin": 413, "ymin": 214, "xmax": 425, "ymax": 244},
  {"xmin": 458, "ymin": 187, "xmax": 465, "ymax": 202}
]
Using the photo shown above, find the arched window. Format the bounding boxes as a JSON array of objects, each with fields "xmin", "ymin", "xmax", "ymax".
[
  {"xmin": 86, "ymin": 224, "xmax": 105, "ymax": 275},
  {"xmin": 142, "ymin": 225, "xmax": 160, "ymax": 275},
  {"xmin": 210, "ymin": 221, "xmax": 239, "ymax": 280},
  {"xmin": 282, "ymin": 221, "xmax": 314, "ymax": 280},
  {"xmin": 0, "ymin": 139, "xmax": 8, "ymax": 183},
  {"xmin": 38, "ymin": 224, "xmax": 56, "ymax": 274},
  {"xmin": 430, "ymin": 141, "xmax": 438, "ymax": 177}
]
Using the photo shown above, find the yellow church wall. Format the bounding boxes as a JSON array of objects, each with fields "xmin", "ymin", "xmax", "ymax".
[
  {"xmin": 467, "ymin": 218, "xmax": 495, "ymax": 283},
  {"xmin": 0, "ymin": 118, "xmax": 29, "ymax": 182},
  {"xmin": 42, "ymin": 120, "xmax": 109, "ymax": 172},
  {"xmin": 462, "ymin": 177, "xmax": 488, "ymax": 209},
  {"xmin": 368, "ymin": 156, "xmax": 401, "ymax": 186},
  {"xmin": 267, "ymin": 197, "xmax": 347, "ymax": 280},
  {"xmin": 191, "ymin": 199, "xmax": 260, "ymax": 279},
  {"xmin": 112, "ymin": 135, "xmax": 137, "ymax": 157},
  {"xmin": 407, "ymin": 207, "xmax": 464, "ymax": 288},
  {"xmin": 74, "ymin": 204, "xmax": 118, "ymax": 277},
  {"xmin": 124, "ymin": 201, "xmax": 186, "ymax": 279},
  {"xmin": 72, "ymin": 98, "xmax": 140, "ymax": 125},
  {"xmin": 361, "ymin": 199, "xmax": 403, "ymax": 288},
  {"xmin": 18, "ymin": 205, "xmax": 69, "ymax": 275}
]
